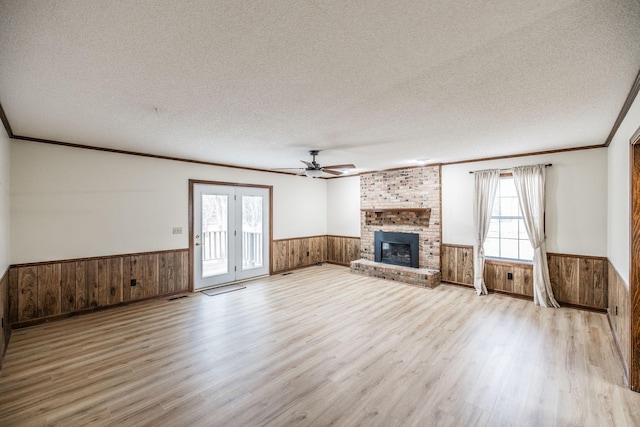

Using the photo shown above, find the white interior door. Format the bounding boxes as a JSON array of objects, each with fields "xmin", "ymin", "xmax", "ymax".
[{"xmin": 193, "ymin": 183, "xmax": 269, "ymax": 290}]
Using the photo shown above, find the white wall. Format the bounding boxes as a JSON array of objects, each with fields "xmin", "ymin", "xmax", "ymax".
[
  {"xmin": 0, "ymin": 132, "xmax": 9, "ymax": 274},
  {"xmin": 608, "ymin": 94, "xmax": 640, "ymax": 286},
  {"xmin": 10, "ymin": 140, "xmax": 328, "ymax": 264},
  {"xmin": 326, "ymin": 176, "xmax": 360, "ymax": 237},
  {"xmin": 442, "ymin": 148, "xmax": 608, "ymax": 256}
]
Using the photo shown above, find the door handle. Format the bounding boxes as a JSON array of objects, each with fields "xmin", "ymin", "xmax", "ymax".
[{"xmin": 195, "ymin": 242, "xmax": 201, "ymax": 246}]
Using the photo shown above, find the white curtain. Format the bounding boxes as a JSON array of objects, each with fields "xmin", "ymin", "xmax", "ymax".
[
  {"xmin": 512, "ymin": 164, "xmax": 560, "ymax": 308},
  {"xmin": 473, "ymin": 169, "xmax": 500, "ymax": 295}
]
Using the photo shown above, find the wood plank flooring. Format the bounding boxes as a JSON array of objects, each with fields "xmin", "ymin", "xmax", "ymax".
[{"xmin": 0, "ymin": 264, "xmax": 639, "ymax": 426}]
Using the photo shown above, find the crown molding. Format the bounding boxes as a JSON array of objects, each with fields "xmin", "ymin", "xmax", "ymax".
[{"xmin": 605, "ymin": 67, "xmax": 640, "ymax": 147}]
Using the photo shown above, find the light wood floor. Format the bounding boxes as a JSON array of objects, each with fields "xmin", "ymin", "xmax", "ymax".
[{"xmin": 1, "ymin": 264, "xmax": 639, "ymax": 426}]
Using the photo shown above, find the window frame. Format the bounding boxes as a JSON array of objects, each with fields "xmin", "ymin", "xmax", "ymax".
[{"xmin": 484, "ymin": 173, "xmax": 533, "ymax": 264}]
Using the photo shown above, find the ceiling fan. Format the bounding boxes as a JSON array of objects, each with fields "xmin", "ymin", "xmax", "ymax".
[{"xmin": 279, "ymin": 150, "xmax": 356, "ymax": 178}]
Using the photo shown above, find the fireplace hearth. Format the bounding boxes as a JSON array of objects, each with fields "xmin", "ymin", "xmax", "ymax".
[{"xmin": 374, "ymin": 231, "xmax": 419, "ymax": 268}]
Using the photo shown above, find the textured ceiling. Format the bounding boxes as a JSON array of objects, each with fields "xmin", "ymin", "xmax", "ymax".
[{"xmin": 1, "ymin": 0, "xmax": 640, "ymax": 173}]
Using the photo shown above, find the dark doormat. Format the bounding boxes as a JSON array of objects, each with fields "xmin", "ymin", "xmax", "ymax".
[{"xmin": 201, "ymin": 284, "xmax": 246, "ymax": 296}]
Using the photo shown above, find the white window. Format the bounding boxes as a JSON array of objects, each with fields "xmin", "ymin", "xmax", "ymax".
[{"xmin": 484, "ymin": 176, "xmax": 533, "ymax": 262}]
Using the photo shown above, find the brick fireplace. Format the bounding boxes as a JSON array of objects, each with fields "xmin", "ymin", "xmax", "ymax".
[{"xmin": 351, "ymin": 166, "xmax": 441, "ymax": 288}]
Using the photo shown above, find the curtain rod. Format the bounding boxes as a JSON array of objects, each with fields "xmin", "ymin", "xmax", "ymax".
[{"xmin": 469, "ymin": 163, "xmax": 552, "ymax": 174}]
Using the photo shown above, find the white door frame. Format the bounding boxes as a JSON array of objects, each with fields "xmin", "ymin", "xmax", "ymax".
[{"xmin": 189, "ymin": 180, "xmax": 273, "ymax": 292}]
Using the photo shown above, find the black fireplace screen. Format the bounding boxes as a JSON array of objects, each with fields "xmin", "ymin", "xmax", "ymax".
[
  {"xmin": 381, "ymin": 242, "xmax": 411, "ymax": 266},
  {"xmin": 374, "ymin": 231, "xmax": 419, "ymax": 268}
]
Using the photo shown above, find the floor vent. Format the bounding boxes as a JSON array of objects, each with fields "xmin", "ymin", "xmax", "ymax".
[
  {"xmin": 168, "ymin": 295, "xmax": 189, "ymax": 301},
  {"xmin": 281, "ymin": 272, "xmax": 293, "ymax": 276}
]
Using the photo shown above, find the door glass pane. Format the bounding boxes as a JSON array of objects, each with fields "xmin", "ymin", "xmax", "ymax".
[
  {"xmin": 202, "ymin": 194, "xmax": 228, "ymax": 278},
  {"xmin": 242, "ymin": 196, "xmax": 263, "ymax": 270}
]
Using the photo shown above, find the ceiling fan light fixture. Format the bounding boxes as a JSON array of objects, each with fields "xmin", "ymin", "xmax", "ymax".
[{"xmin": 305, "ymin": 169, "xmax": 323, "ymax": 178}]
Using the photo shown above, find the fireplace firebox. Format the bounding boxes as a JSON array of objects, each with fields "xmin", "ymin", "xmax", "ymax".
[{"xmin": 374, "ymin": 231, "xmax": 419, "ymax": 268}]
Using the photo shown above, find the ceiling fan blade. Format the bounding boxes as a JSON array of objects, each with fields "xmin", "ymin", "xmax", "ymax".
[
  {"xmin": 322, "ymin": 169, "xmax": 344, "ymax": 176},
  {"xmin": 322, "ymin": 164, "xmax": 356, "ymax": 170},
  {"xmin": 272, "ymin": 167, "xmax": 304, "ymax": 171},
  {"xmin": 301, "ymin": 160, "xmax": 315, "ymax": 168}
]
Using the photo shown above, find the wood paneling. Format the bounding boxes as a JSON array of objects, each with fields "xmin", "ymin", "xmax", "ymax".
[
  {"xmin": 86, "ymin": 259, "xmax": 99, "ymax": 308},
  {"xmin": 441, "ymin": 244, "xmax": 607, "ymax": 310},
  {"xmin": 180, "ymin": 251, "xmax": 189, "ymax": 292},
  {"xmin": 0, "ymin": 269, "xmax": 8, "ymax": 366},
  {"xmin": 485, "ymin": 261, "xmax": 529, "ymax": 295},
  {"xmin": 271, "ymin": 236, "xmax": 327, "ymax": 273},
  {"xmin": 608, "ymin": 262, "xmax": 630, "ymax": 383},
  {"xmin": 17, "ymin": 266, "xmax": 38, "ymax": 321},
  {"xmin": 441, "ymin": 244, "xmax": 456, "ymax": 282},
  {"xmin": 272, "ymin": 235, "xmax": 360, "ymax": 273},
  {"xmin": 8, "ymin": 249, "xmax": 189, "ymax": 327},
  {"xmin": 37, "ymin": 264, "xmax": 61, "ymax": 318},
  {"xmin": 326, "ymin": 236, "xmax": 361, "ymax": 266},
  {"xmin": 8, "ymin": 267, "xmax": 18, "ymax": 325},
  {"xmin": 456, "ymin": 246, "xmax": 474, "ymax": 285},
  {"xmin": 548, "ymin": 253, "xmax": 607, "ymax": 310},
  {"xmin": 75, "ymin": 261, "xmax": 87, "ymax": 310},
  {"xmin": 107, "ymin": 258, "xmax": 123, "ymax": 305},
  {"xmin": 158, "ymin": 252, "xmax": 176, "ymax": 295},
  {"xmin": 512, "ymin": 263, "xmax": 533, "ymax": 295},
  {"xmin": 310, "ymin": 236, "xmax": 326, "ymax": 264},
  {"xmin": 60, "ymin": 262, "xmax": 76, "ymax": 313},
  {"xmin": 272, "ymin": 239, "xmax": 290, "ymax": 272},
  {"xmin": 440, "ymin": 244, "xmax": 473, "ymax": 286},
  {"xmin": 97, "ymin": 259, "xmax": 109, "ymax": 306},
  {"xmin": 128, "ymin": 254, "xmax": 159, "ymax": 301}
]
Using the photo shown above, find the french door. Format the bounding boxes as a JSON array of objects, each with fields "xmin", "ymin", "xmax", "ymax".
[{"xmin": 192, "ymin": 183, "xmax": 270, "ymax": 290}]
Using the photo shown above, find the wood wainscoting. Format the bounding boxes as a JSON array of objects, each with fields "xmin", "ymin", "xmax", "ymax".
[
  {"xmin": 271, "ymin": 236, "xmax": 327, "ymax": 273},
  {"xmin": 608, "ymin": 262, "xmax": 630, "ymax": 382},
  {"xmin": 547, "ymin": 252, "xmax": 607, "ymax": 309},
  {"xmin": 271, "ymin": 235, "xmax": 361, "ymax": 273},
  {"xmin": 441, "ymin": 244, "xmax": 608, "ymax": 310},
  {"xmin": 326, "ymin": 235, "xmax": 361, "ymax": 267},
  {"xmin": 0, "ymin": 268, "xmax": 9, "ymax": 367},
  {"xmin": 5, "ymin": 235, "xmax": 362, "ymax": 327},
  {"xmin": 441, "ymin": 244, "xmax": 473, "ymax": 286},
  {"xmin": 7, "ymin": 249, "xmax": 189, "ymax": 327}
]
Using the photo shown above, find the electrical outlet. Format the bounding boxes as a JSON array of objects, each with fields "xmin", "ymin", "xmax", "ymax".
[
  {"xmin": 131, "ymin": 279, "xmax": 137, "ymax": 287},
  {"xmin": 172, "ymin": 227, "xmax": 183, "ymax": 234},
  {"xmin": 507, "ymin": 272, "xmax": 513, "ymax": 280}
]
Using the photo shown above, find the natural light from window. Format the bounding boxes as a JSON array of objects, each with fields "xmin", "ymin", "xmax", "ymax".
[{"xmin": 485, "ymin": 176, "xmax": 534, "ymax": 262}]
